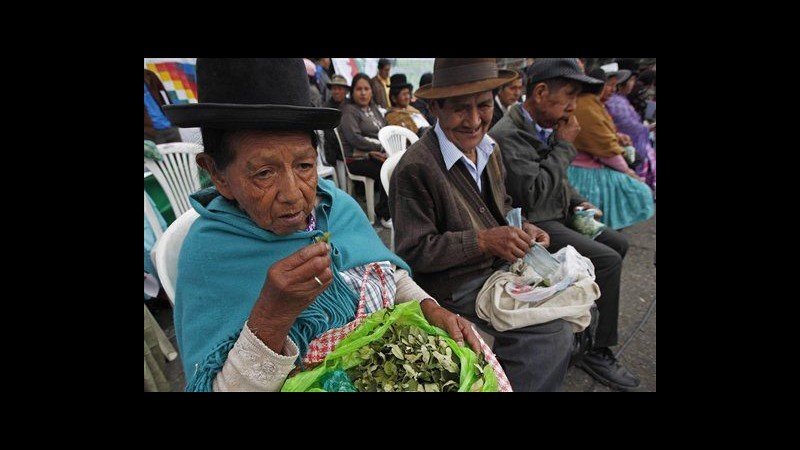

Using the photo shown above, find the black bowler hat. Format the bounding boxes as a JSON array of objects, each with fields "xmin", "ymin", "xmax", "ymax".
[
  {"xmin": 389, "ymin": 73, "xmax": 413, "ymax": 98},
  {"xmin": 616, "ymin": 58, "xmax": 640, "ymax": 77},
  {"xmin": 163, "ymin": 58, "xmax": 340, "ymax": 131},
  {"xmin": 600, "ymin": 62, "xmax": 632, "ymax": 85},
  {"xmin": 389, "ymin": 73, "xmax": 412, "ymax": 90}
]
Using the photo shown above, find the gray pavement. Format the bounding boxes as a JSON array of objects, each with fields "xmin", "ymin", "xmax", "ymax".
[
  {"xmin": 151, "ymin": 201, "xmax": 655, "ymax": 392},
  {"xmin": 562, "ymin": 209, "xmax": 656, "ymax": 392}
]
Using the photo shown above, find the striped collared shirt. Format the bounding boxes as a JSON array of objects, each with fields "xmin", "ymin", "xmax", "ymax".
[
  {"xmin": 434, "ymin": 121, "xmax": 496, "ymax": 192},
  {"xmin": 519, "ymin": 104, "xmax": 553, "ymax": 142}
]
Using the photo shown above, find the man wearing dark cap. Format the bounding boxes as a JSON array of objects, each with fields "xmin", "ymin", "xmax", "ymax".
[
  {"xmin": 489, "ymin": 58, "xmax": 640, "ymax": 391},
  {"xmin": 389, "ymin": 58, "xmax": 574, "ymax": 392},
  {"xmin": 322, "ymin": 74, "xmax": 350, "ymax": 165},
  {"xmin": 370, "ymin": 58, "xmax": 392, "ymax": 109}
]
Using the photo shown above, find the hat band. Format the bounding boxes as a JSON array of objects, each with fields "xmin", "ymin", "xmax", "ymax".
[{"xmin": 433, "ymin": 61, "xmax": 498, "ymax": 87}]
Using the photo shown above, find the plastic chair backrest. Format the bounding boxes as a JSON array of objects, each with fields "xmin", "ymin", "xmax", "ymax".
[
  {"xmin": 153, "ymin": 208, "xmax": 200, "ymax": 305},
  {"xmin": 315, "ymin": 129, "xmax": 336, "ymax": 181},
  {"xmin": 379, "ymin": 125, "xmax": 419, "ymax": 157},
  {"xmin": 379, "ymin": 150, "xmax": 406, "ymax": 196},
  {"xmin": 144, "ymin": 191, "xmax": 164, "ymax": 240},
  {"xmin": 178, "ymin": 127, "xmax": 203, "ymax": 145},
  {"xmin": 379, "ymin": 150, "xmax": 406, "ymax": 251},
  {"xmin": 144, "ymin": 142, "xmax": 204, "ymax": 217},
  {"xmin": 334, "ymin": 128, "xmax": 356, "ymax": 178},
  {"xmin": 334, "ymin": 127, "xmax": 376, "ymax": 223}
]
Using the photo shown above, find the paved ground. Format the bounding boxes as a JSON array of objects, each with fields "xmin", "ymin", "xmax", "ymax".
[
  {"xmin": 149, "ymin": 202, "xmax": 656, "ymax": 392},
  {"xmin": 562, "ymin": 209, "xmax": 656, "ymax": 392}
]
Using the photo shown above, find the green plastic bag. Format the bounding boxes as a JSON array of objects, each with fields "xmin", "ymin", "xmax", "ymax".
[{"xmin": 281, "ymin": 301, "xmax": 499, "ymax": 392}]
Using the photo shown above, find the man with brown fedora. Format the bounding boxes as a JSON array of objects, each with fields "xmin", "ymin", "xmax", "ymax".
[
  {"xmin": 489, "ymin": 58, "xmax": 641, "ymax": 391},
  {"xmin": 388, "ymin": 58, "xmax": 575, "ymax": 392}
]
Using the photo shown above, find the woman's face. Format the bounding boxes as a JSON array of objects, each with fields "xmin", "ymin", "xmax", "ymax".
[
  {"xmin": 600, "ymin": 76, "xmax": 618, "ymax": 102},
  {"xmin": 352, "ymin": 78, "xmax": 373, "ymax": 107},
  {"xmin": 618, "ymin": 75, "xmax": 637, "ymax": 96},
  {"xmin": 213, "ymin": 130, "xmax": 318, "ymax": 236},
  {"xmin": 393, "ymin": 87, "xmax": 411, "ymax": 108}
]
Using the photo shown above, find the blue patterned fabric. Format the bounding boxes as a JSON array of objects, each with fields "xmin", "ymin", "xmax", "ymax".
[{"xmin": 567, "ymin": 166, "xmax": 654, "ymax": 230}]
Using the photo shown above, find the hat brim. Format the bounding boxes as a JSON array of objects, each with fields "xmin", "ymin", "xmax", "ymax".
[
  {"xmin": 414, "ymin": 69, "xmax": 517, "ymax": 100},
  {"xmin": 326, "ymin": 82, "xmax": 350, "ymax": 89},
  {"xmin": 557, "ymin": 72, "xmax": 605, "ymax": 88},
  {"xmin": 163, "ymin": 104, "xmax": 341, "ymax": 130},
  {"xmin": 612, "ymin": 69, "xmax": 632, "ymax": 85}
]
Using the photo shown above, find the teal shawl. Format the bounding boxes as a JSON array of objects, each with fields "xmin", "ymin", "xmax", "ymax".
[{"xmin": 174, "ymin": 178, "xmax": 409, "ymax": 391}]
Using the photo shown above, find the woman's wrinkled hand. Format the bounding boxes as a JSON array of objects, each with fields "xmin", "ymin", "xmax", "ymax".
[
  {"xmin": 253, "ymin": 242, "xmax": 333, "ymax": 322},
  {"xmin": 419, "ymin": 299, "xmax": 482, "ymax": 355}
]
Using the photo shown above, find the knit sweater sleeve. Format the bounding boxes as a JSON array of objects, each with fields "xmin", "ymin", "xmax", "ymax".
[
  {"xmin": 394, "ymin": 268, "xmax": 435, "ymax": 303},
  {"xmin": 212, "ymin": 321, "xmax": 299, "ymax": 392},
  {"xmin": 340, "ymin": 104, "xmax": 382, "ymax": 154}
]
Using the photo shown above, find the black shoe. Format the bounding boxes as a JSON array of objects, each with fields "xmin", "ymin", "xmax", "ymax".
[{"xmin": 578, "ymin": 347, "xmax": 640, "ymax": 391}]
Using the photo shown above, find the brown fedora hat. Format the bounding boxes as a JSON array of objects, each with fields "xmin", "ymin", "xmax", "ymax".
[{"xmin": 414, "ymin": 58, "xmax": 518, "ymax": 100}]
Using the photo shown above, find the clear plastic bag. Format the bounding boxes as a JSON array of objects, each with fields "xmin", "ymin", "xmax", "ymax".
[
  {"xmin": 570, "ymin": 207, "xmax": 607, "ymax": 240},
  {"xmin": 622, "ymin": 145, "xmax": 637, "ymax": 164}
]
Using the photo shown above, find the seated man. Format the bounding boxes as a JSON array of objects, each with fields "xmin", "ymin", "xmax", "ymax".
[
  {"xmin": 389, "ymin": 58, "xmax": 574, "ymax": 392},
  {"xmin": 488, "ymin": 58, "xmax": 640, "ymax": 391}
]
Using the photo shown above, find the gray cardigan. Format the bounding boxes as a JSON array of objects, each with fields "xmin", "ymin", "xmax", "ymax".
[
  {"xmin": 388, "ymin": 131, "xmax": 518, "ymax": 302},
  {"xmin": 489, "ymin": 103, "xmax": 586, "ymax": 223},
  {"xmin": 339, "ymin": 102, "xmax": 385, "ymax": 157}
]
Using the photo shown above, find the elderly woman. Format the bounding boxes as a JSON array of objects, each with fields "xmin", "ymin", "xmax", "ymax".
[
  {"xmin": 604, "ymin": 67, "xmax": 657, "ymax": 192},
  {"xmin": 339, "ymin": 72, "xmax": 392, "ymax": 228},
  {"xmin": 164, "ymin": 59, "xmax": 479, "ymax": 392},
  {"xmin": 384, "ymin": 73, "xmax": 430, "ymax": 136},
  {"xmin": 567, "ymin": 68, "xmax": 654, "ymax": 230}
]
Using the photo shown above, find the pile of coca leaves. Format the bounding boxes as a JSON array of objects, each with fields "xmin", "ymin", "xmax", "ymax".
[{"xmin": 345, "ymin": 322, "xmax": 488, "ymax": 392}]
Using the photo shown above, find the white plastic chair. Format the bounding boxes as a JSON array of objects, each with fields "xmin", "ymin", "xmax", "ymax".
[
  {"xmin": 378, "ymin": 125, "xmax": 419, "ymax": 157},
  {"xmin": 144, "ymin": 142, "xmax": 204, "ymax": 218},
  {"xmin": 334, "ymin": 128, "xmax": 376, "ymax": 224},
  {"xmin": 379, "ymin": 150, "xmax": 406, "ymax": 251},
  {"xmin": 144, "ymin": 191, "xmax": 164, "ymax": 240},
  {"xmin": 314, "ymin": 130, "xmax": 338, "ymax": 187},
  {"xmin": 335, "ymin": 160, "xmax": 348, "ymax": 193},
  {"xmin": 151, "ymin": 208, "xmax": 200, "ymax": 305},
  {"xmin": 178, "ymin": 127, "xmax": 203, "ymax": 145}
]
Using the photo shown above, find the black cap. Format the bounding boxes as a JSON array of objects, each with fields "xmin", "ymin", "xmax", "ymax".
[{"xmin": 526, "ymin": 58, "xmax": 603, "ymax": 89}]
